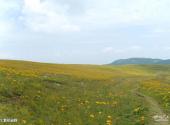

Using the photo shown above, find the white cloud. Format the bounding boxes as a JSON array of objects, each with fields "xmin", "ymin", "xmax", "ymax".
[
  {"xmin": 20, "ymin": 0, "xmax": 170, "ymax": 33},
  {"xmin": 21, "ymin": 0, "xmax": 80, "ymax": 33},
  {"xmin": 24, "ymin": 0, "xmax": 42, "ymax": 12},
  {"xmin": 83, "ymin": 4, "xmax": 141, "ymax": 25},
  {"xmin": 77, "ymin": 0, "xmax": 170, "ymax": 28},
  {"xmin": 2, "ymin": 0, "xmax": 170, "ymax": 34}
]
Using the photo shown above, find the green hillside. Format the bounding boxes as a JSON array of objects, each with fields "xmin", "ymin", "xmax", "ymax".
[{"xmin": 0, "ymin": 60, "xmax": 169, "ymax": 125}]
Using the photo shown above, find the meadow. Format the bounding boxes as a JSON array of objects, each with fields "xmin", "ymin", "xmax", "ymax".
[{"xmin": 0, "ymin": 60, "xmax": 169, "ymax": 125}]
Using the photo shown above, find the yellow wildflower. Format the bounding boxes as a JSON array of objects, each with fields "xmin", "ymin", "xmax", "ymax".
[{"xmin": 90, "ymin": 114, "xmax": 95, "ymax": 118}]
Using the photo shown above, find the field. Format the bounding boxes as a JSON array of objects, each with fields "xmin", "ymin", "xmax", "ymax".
[{"xmin": 0, "ymin": 60, "xmax": 169, "ymax": 125}]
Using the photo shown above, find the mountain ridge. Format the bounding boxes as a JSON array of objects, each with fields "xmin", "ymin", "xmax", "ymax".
[{"xmin": 110, "ymin": 58, "xmax": 170, "ymax": 65}]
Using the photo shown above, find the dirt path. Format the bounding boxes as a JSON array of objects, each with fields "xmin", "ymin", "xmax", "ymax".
[
  {"xmin": 136, "ymin": 92, "xmax": 169, "ymax": 125},
  {"xmin": 122, "ymin": 79, "xmax": 169, "ymax": 125}
]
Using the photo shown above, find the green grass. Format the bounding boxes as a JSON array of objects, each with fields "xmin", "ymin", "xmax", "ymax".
[{"xmin": 0, "ymin": 60, "xmax": 169, "ymax": 125}]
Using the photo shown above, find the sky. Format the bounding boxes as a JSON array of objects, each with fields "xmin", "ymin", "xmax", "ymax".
[{"xmin": 1, "ymin": 0, "xmax": 170, "ymax": 64}]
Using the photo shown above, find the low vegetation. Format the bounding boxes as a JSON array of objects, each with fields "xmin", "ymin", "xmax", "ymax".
[{"xmin": 0, "ymin": 60, "xmax": 169, "ymax": 125}]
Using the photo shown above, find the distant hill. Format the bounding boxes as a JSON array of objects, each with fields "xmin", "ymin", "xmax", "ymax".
[{"xmin": 110, "ymin": 58, "xmax": 170, "ymax": 65}]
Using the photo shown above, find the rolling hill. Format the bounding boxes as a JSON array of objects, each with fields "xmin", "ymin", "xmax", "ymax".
[{"xmin": 0, "ymin": 60, "xmax": 169, "ymax": 125}]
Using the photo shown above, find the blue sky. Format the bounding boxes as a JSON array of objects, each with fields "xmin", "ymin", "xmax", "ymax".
[{"xmin": 1, "ymin": 0, "xmax": 170, "ymax": 64}]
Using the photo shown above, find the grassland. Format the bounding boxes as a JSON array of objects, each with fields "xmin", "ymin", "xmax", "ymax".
[{"xmin": 0, "ymin": 60, "xmax": 169, "ymax": 125}]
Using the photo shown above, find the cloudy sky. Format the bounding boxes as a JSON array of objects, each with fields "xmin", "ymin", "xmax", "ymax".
[{"xmin": 1, "ymin": 0, "xmax": 170, "ymax": 64}]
